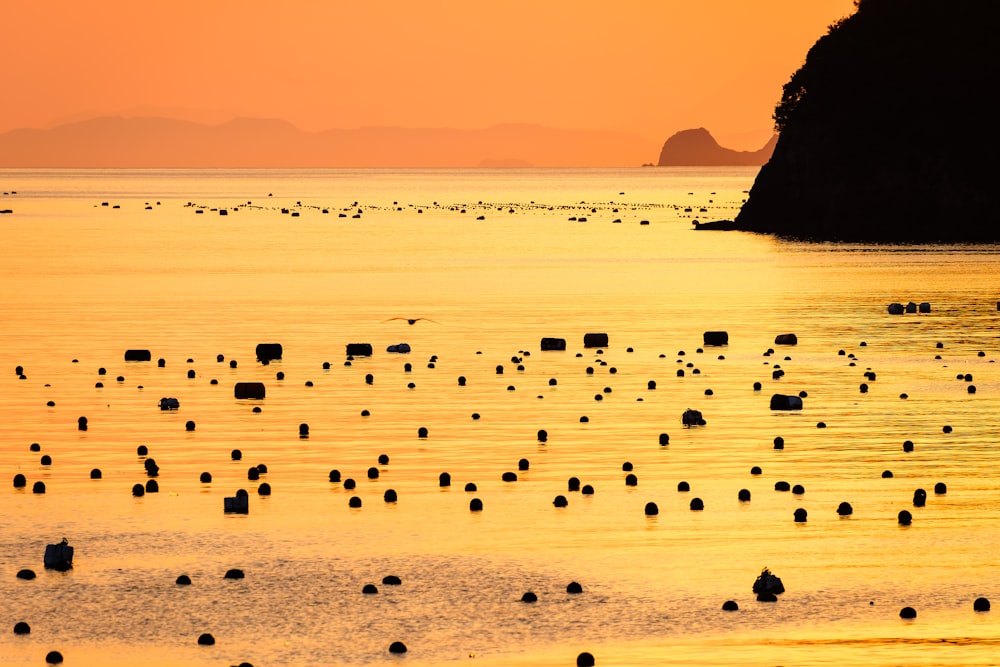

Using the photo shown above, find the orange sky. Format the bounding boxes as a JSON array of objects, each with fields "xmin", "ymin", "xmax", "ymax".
[{"xmin": 3, "ymin": 0, "xmax": 855, "ymax": 150}]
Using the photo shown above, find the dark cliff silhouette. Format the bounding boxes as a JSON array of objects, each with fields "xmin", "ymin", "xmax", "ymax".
[
  {"xmin": 657, "ymin": 128, "xmax": 776, "ymax": 166},
  {"xmin": 735, "ymin": 0, "xmax": 1000, "ymax": 242}
]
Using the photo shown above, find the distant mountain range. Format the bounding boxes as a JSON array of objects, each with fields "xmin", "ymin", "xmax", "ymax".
[
  {"xmin": 656, "ymin": 127, "xmax": 776, "ymax": 166},
  {"xmin": 0, "ymin": 117, "xmax": 774, "ymax": 169},
  {"xmin": 0, "ymin": 117, "xmax": 660, "ymax": 168}
]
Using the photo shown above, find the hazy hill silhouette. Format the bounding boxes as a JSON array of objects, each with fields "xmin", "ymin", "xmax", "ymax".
[
  {"xmin": 0, "ymin": 118, "xmax": 657, "ymax": 168},
  {"xmin": 735, "ymin": 0, "xmax": 1000, "ymax": 242},
  {"xmin": 657, "ymin": 128, "xmax": 776, "ymax": 166}
]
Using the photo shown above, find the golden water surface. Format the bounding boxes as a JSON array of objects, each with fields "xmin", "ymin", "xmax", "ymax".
[{"xmin": 1, "ymin": 168, "xmax": 998, "ymax": 666}]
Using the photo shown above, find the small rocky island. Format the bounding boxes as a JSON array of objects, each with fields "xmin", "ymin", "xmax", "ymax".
[
  {"xmin": 657, "ymin": 128, "xmax": 775, "ymax": 167},
  {"xmin": 731, "ymin": 0, "xmax": 999, "ymax": 242}
]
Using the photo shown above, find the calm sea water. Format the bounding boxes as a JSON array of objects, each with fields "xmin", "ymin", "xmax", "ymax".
[{"xmin": 1, "ymin": 168, "xmax": 999, "ymax": 667}]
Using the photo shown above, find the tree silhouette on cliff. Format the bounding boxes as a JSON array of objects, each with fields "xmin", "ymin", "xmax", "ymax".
[{"xmin": 736, "ymin": 0, "xmax": 1000, "ymax": 242}]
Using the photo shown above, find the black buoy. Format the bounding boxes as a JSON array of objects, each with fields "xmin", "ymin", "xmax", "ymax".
[
  {"xmin": 16, "ymin": 568, "xmax": 36, "ymax": 580},
  {"xmin": 793, "ymin": 508, "xmax": 808, "ymax": 522},
  {"xmin": 299, "ymin": 423, "xmax": 309, "ymax": 438},
  {"xmin": 898, "ymin": 510, "xmax": 913, "ymax": 525},
  {"xmin": 185, "ymin": 420, "xmax": 195, "ymax": 431},
  {"xmin": 738, "ymin": 489, "xmax": 751, "ymax": 502},
  {"xmin": 368, "ymin": 467, "xmax": 380, "ymax": 480},
  {"xmin": 132, "ymin": 483, "xmax": 145, "ymax": 497},
  {"xmin": 469, "ymin": 498, "xmax": 483, "ymax": 511},
  {"xmin": 418, "ymin": 426, "xmax": 428, "ymax": 438},
  {"xmin": 934, "ymin": 482, "xmax": 947, "ymax": 494},
  {"xmin": 78, "ymin": 416, "xmax": 88, "ymax": 431},
  {"xmin": 899, "ymin": 606, "xmax": 917, "ymax": 619},
  {"xmin": 837, "ymin": 502, "xmax": 853, "ymax": 516},
  {"xmin": 90, "ymin": 468, "xmax": 102, "ymax": 479},
  {"xmin": 224, "ymin": 568, "xmax": 244, "ymax": 579},
  {"xmin": 13, "ymin": 473, "xmax": 26, "ymax": 488},
  {"xmin": 690, "ymin": 497, "xmax": 704, "ymax": 511},
  {"xmin": 722, "ymin": 600, "xmax": 739, "ymax": 611},
  {"xmin": 567, "ymin": 581, "xmax": 583, "ymax": 594},
  {"xmin": 568, "ymin": 477, "xmax": 581, "ymax": 492},
  {"xmin": 520, "ymin": 591, "xmax": 537, "ymax": 603},
  {"xmin": 577, "ymin": 653, "xmax": 596, "ymax": 667},
  {"xmin": 383, "ymin": 489, "xmax": 397, "ymax": 502},
  {"xmin": 464, "ymin": 482, "xmax": 477, "ymax": 492},
  {"xmin": 625, "ymin": 473, "xmax": 638, "ymax": 487},
  {"xmin": 197, "ymin": 633, "xmax": 215, "ymax": 645},
  {"xmin": 439, "ymin": 472, "xmax": 451, "ymax": 487},
  {"xmin": 644, "ymin": 502, "xmax": 659, "ymax": 516},
  {"xmin": 32, "ymin": 481, "xmax": 46, "ymax": 494},
  {"xmin": 974, "ymin": 597, "xmax": 991, "ymax": 612},
  {"xmin": 348, "ymin": 496, "xmax": 362, "ymax": 508},
  {"xmin": 258, "ymin": 483, "xmax": 271, "ymax": 496},
  {"xmin": 329, "ymin": 469, "xmax": 341, "ymax": 483},
  {"xmin": 145, "ymin": 479, "xmax": 159, "ymax": 493},
  {"xmin": 13, "ymin": 621, "xmax": 31, "ymax": 634},
  {"xmin": 362, "ymin": 583, "xmax": 378, "ymax": 594},
  {"xmin": 388, "ymin": 641, "xmax": 408, "ymax": 654},
  {"xmin": 45, "ymin": 651, "xmax": 64, "ymax": 664},
  {"xmin": 176, "ymin": 574, "xmax": 192, "ymax": 585},
  {"xmin": 659, "ymin": 433, "xmax": 669, "ymax": 446},
  {"xmin": 677, "ymin": 481, "xmax": 690, "ymax": 492}
]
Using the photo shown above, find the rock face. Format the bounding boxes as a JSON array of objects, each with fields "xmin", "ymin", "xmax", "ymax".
[
  {"xmin": 735, "ymin": 0, "xmax": 1000, "ymax": 242},
  {"xmin": 657, "ymin": 128, "xmax": 776, "ymax": 166}
]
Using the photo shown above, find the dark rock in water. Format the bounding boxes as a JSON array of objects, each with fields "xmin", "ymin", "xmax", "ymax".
[
  {"xmin": 16, "ymin": 568, "xmax": 36, "ymax": 580},
  {"xmin": 43, "ymin": 540, "xmax": 73, "ymax": 571},
  {"xmin": 32, "ymin": 481, "xmax": 46, "ymax": 494},
  {"xmin": 13, "ymin": 473, "xmax": 26, "ymax": 488},
  {"xmin": 974, "ymin": 597, "xmax": 991, "ymax": 612},
  {"xmin": 13, "ymin": 621, "xmax": 31, "ymax": 634},
  {"xmin": 567, "ymin": 581, "xmax": 583, "ymax": 594},
  {"xmin": 234, "ymin": 382, "xmax": 266, "ymax": 400},
  {"xmin": 734, "ymin": 1, "xmax": 1000, "ymax": 242},
  {"xmin": 469, "ymin": 498, "xmax": 483, "ymax": 511},
  {"xmin": 682, "ymin": 408, "xmax": 704, "ymax": 426},
  {"xmin": 898, "ymin": 510, "xmax": 913, "ymax": 525},
  {"xmin": 752, "ymin": 567, "xmax": 785, "ymax": 598},
  {"xmin": 388, "ymin": 641, "xmax": 407, "ymax": 654},
  {"xmin": 255, "ymin": 343, "xmax": 282, "ymax": 362},
  {"xmin": 362, "ymin": 583, "xmax": 378, "ymax": 594},
  {"xmin": 382, "ymin": 575, "xmax": 402, "ymax": 585},
  {"xmin": 770, "ymin": 394, "xmax": 803, "ymax": 410},
  {"xmin": 899, "ymin": 606, "xmax": 917, "ymax": 619},
  {"xmin": 45, "ymin": 651, "xmax": 63, "ymax": 664},
  {"xmin": 583, "ymin": 332, "xmax": 609, "ymax": 348},
  {"xmin": 124, "ymin": 349, "xmax": 152, "ymax": 362},
  {"xmin": 577, "ymin": 652, "xmax": 596, "ymax": 667},
  {"xmin": 793, "ymin": 508, "xmax": 808, "ymax": 522},
  {"xmin": 540, "ymin": 337, "xmax": 567, "ymax": 351},
  {"xmin": 722, "ymin": 600, "xmax": 739, "ymax": 611},
  {"xmin": 553, "ymin": 495, "xmax": 568, "ymax": 507},
  {"xmin": 644, "ymin": 502, "xmax": 659, "ymax": 516},
  {"xmin": 176, "ymin": 574, "xmax": 192, "ymax": 585},
  {"xmin": 774, "ymin": 333, "xmax": 798, "ymax": 345},
  {"xmin": 837, "ymin": 501, "xmax": 853, "ymax": 516},
  {"xmin": 345, "ymin": 343, "xmax": 373, "ymax": 357},
  {"xmin": 738, "ymin": 488, "xmax": 751, "ymax": 502},
  {"xmin": 224, "ymin": 568, "xmax": 245, "ymax": 579},
  {"xmin": 197, "ymin": 632, "xmax": 215, "ymax": 645},
  {"xmin": 520, "ymin": 591, "xmax": 538, "ymax": 603},
  {"xmin": 703, "ymin": 331, "xmax": 728, "ymax": 346}
]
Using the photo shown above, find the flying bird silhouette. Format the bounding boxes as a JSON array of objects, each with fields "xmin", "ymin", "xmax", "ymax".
[{"xmin": 381, "ymin": 317, "xmax": 439, "ymax": 325}]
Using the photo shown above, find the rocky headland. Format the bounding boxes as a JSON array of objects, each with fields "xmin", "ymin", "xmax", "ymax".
[{"xmin": 733, "ymin": 0, "xmax": 999, "ymax": 242}]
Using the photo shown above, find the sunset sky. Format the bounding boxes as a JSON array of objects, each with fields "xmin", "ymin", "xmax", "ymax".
[{"xmin": 3, "ymin": 1, "xmax": 855, "ymax": 150}]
